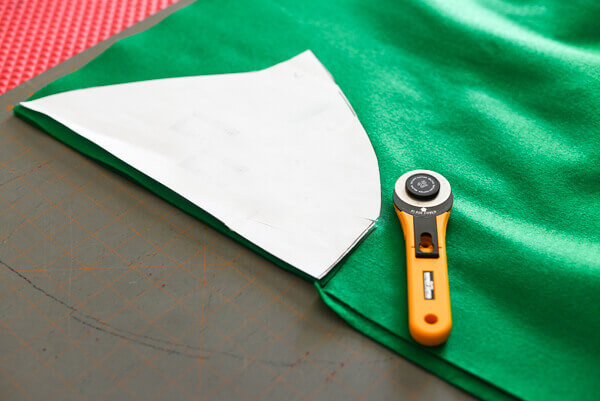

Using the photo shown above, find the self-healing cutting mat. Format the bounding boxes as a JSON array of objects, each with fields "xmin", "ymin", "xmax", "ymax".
[
  {"xmin": 12, "ymin": 0, "xmax": 600, "ymax": 400},
  {"xmin": 0, "ymin": 2, "xmax": 476, "ymax": 400}
]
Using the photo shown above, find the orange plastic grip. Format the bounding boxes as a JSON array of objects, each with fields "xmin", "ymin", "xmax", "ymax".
[{"xmin": 395, "ymin": 208, "xmax": 452, "ymax": 346}]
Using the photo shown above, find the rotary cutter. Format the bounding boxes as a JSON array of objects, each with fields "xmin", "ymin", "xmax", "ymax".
[{"xmin": 393, "ymin": 170, "xmax": 453, "ymax": 346}]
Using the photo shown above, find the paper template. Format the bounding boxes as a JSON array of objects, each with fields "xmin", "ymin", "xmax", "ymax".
[{"xmin": 21, "ymin": 51, "xmax": 381, "ymax": 279}]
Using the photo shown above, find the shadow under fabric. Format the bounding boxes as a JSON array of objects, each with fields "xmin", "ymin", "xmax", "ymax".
[{"xmin": 13, "ymin": 1, "xmax": 600, "ymax": 400}]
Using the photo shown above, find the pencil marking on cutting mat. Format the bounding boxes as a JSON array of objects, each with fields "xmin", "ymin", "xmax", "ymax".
[
  {"xmin": 0, "ymin": 259, "xmax": 202, "ymax": 358},
  {"xmin": 0, "ymin": 262, "xmax": 399, "ymax": 369}
]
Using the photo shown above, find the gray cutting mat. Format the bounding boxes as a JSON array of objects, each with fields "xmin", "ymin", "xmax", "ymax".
[{"xmin": 0, "ymin": 2, "xmax": 479, "ymax": 400}]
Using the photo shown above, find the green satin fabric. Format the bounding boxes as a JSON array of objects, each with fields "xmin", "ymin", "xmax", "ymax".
[{"xmin": 15, "ymin": 1, "xmax": 600, "ymax": 400}]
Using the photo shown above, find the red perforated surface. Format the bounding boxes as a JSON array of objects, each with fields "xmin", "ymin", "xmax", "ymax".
[{"xmin": 0, "ymin": 0, "xmax": 178, "ymax": 95}]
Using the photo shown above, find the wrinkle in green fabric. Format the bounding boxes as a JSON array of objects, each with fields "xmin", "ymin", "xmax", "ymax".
[{"xmin": 14, "ymin": 1, "xmax": 600, "ymax": 400}]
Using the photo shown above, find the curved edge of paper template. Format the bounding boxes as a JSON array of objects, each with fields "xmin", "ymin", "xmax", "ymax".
[
  {"xmin": 17, "ymin": 51, "xmax": 381, "ymax": 280},
  {"xmin": 315, "ymin": 283, "xmax": 520, "ymax": 401}
]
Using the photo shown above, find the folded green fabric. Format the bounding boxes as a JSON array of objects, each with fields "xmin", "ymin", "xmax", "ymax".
[{"xmin": 14, "ymin": 1, "xmax": 600, "ymax": 400}]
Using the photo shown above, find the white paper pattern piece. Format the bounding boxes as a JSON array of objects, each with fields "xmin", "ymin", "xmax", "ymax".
[{"xmin": 21, "ymin": 50, "xmax": 381, "ymax": 279}]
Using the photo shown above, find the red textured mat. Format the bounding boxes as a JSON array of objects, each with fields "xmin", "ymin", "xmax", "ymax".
[{"xmin": 0, "ymin": 0, "xmax": 178, "ymax": 95}]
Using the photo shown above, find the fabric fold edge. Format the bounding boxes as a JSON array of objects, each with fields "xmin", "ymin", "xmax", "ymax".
[{"xmin": 315, "ymin": 283, "xmax": 519, "ymax": 401}]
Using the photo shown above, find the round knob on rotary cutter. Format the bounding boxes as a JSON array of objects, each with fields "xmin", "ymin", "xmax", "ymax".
[{"xmin": 405, "ymin": 173, "xmax": 440, "ymax": 201}]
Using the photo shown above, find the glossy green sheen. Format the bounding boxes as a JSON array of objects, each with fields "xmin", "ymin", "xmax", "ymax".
[{"xmin": 15, "ymin": 1, "xmax": 600, "ymax": 400}]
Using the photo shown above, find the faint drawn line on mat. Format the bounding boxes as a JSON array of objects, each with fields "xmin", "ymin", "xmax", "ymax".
[{"xmin": 0, "ymin": 258, "xmax": 203, "ymax": 358}]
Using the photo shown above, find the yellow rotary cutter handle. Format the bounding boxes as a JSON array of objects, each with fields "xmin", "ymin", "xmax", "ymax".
[{"xmin": 393, "ymin": 170, "xmax": 453, "ymax": 346}]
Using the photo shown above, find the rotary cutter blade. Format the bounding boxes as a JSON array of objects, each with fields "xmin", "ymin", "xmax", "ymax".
[{"xmin": 393, "ymin": 170, "xmax": 453, "ymax": 346}]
